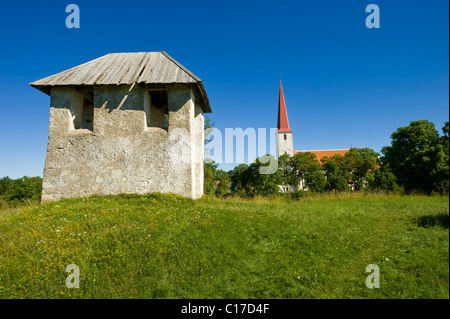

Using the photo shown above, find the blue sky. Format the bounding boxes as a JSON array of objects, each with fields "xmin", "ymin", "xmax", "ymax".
[{"xmin": 0, "ymin": 0, "xmax": 448, "ymax": 177}]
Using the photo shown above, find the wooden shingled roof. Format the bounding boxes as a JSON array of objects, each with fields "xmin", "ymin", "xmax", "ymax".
[{"xmin": 30, "ymin": 51, "xmax": 211, "ymax": 113}]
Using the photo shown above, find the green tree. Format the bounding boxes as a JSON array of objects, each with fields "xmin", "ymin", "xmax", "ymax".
[
  {"xmin": 370, "ymin": 166, "xmax": 401, "ymax": 192},
  {"xmin": 290, "ymin": 152, "xmax": 325, "ymax": 192},
  {"xmin": 322, "ymin": 155, "xmax": 351, "ymax": 192},
  {"xmin": 382, "ymin": 120, "xmax": 448, "ymax": 193},
  {"xmin": 0, "ymin": 176, "xmax": 42, "ymax": 206},
  {"xmin": 439, "ymin": 122, "xmax": 449, "ymax": 193},
  {"xmin": 305, "ymin": 170, "xmax": 326, "ymax": 193},
  {"xmin": 214, "ymin": 169, "xmax": 231, "ymax": 197},
  {"xmin": 246, "ymin": 155, "xmax": 283, "ymax": 196},
  {"xmin": 204, "ymin": 161, "xmax": 218, "ymax": 196},
  {"xmin": 277, "ymin": 153, "xmax": 294, "ymax": 186},
  {"xmin": 345, "ymin": 148, "xmax": 379, "ymax": 191},
  {"xmin": 0, "ymin": 177, "xmax": 12, "ymax": 196},
  {"xmin": 326, "ymin": 175, "xmax": 350, "ymax": 192},
  {"xmin": 203, "ymin": 115, "xmax": 222, "ymax": 196},
  {"xmin": 204, "ymin": 115, "xmax": 215, "ymax": 145},
  {"xmin": 203, "ymin": 161, "xmax": 231, "ymax": 197},
  {"xmin": 228, "ymin": 164, "xmax": 250, "ymax": 196}
]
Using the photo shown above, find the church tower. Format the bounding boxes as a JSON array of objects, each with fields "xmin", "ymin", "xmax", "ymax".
[{"xmin": 276, "ymin": 80, "xmax": 294, "ymax": 157}]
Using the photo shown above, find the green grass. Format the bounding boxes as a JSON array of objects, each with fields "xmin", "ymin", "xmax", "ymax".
[{"xmin": 0, "ymin": 193, "xmax": 448, "ymax": 299}]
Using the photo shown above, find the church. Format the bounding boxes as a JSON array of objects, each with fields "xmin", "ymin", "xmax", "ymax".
[{"xmin": 275, "ymin": 80, "xmax": 349, "ymax": 162}]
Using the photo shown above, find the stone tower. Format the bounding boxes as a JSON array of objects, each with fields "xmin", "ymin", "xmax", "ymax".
[
  {"xmin": 31, "ymin": 52, "xmax": 211, "ymax": 202},
  {"xmin": 276, "ymin": 80, "xmax": 294, "ymax": 157}
]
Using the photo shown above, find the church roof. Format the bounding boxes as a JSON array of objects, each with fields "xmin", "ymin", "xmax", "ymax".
[
  {"xmin": 295, "ymin": 149, "xmax": 350, "ymax": 162},
  {"xmin": 277, "ymin": 80, "xmax": 292, "ymax": 133},
  {"xmin": 30, "ymin": 51, "xmax": 211, "ymax": 113}
]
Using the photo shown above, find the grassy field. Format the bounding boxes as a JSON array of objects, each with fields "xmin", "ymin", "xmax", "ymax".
[{"xmin": 0, "ymin": 193, "xmax": 448, "ymax": 299}]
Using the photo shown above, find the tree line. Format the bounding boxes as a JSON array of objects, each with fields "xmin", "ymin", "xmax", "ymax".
[
  {"xmin": 0, "ymin": 119, "xmax": 447, "ymax": 206},
  {"xmin": 0, "ymin": 176, "xmax": 43, "ymax": 207},
  {"xmin": 204, "ymin": 120, "xmax": 449, "ymax": 197}
]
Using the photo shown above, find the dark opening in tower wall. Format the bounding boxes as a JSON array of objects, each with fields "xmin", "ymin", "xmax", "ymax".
[
  {"xmin": 81, "ymin": 98, "xmax": 94, "ymax": 131},
  {"xmin": 145, "ymin": 89, "xmax": 169, "ymax": 130},
  {"xmin": 70, "ymin": 91, "xmax": 94, "ymax": 132}
]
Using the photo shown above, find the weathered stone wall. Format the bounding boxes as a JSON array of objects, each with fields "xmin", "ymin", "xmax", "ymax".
[
  {"xmin": 41, "ymin": 84, "xmax": 204, "ymax": 202},
  {"xmin": 276, "ymin": 132, "xmax": 294, "ymax": 158}
]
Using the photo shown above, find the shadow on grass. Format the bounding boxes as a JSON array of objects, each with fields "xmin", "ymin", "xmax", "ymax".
[{"xmin": 416, "ymin": 213, "xmax": 449, "ymax": 229}]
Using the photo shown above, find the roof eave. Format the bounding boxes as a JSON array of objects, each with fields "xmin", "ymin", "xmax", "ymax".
[
  {"xmin": 196, "ymin": 82, "xmax": 212, "ymax": 113},
  {"xmin": 278, "ymin": 128, "xmax": 293, "ymax": 133},
  {"xmin": 30, "ymin": 81, "xmax": 212, "ymax": 113},
  {"xmin": 30, "ymin": 84, "xmax": 51, "ymax": 95}
]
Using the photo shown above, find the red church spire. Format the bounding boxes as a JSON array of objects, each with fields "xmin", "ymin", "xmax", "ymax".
[{"xmin": 277, "ymin": 80, "xmax": 292, "ymax": 133}]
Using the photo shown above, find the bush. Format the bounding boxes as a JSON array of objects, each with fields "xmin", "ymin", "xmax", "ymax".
[
  {"xmin": 370, "ymin": 168, "xmax": 402, "ymax": 192},
  {"xmin": 305, "ymin": 170, "xmax": 327, "ymax": 193},
  {"xmin": 290, "ymin": 190, "xmax": 308, "ymax": 200},
  {"xmin": 203, "ymin": 162, "xmax": 231, "ymax": 197},
  {"xmin": 325, "ymin": 175, "xmax": 350, "ymax": 192},
  {"xmin": 0, "ymin": 176, "xmax": 42, "ymax": 207}
]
